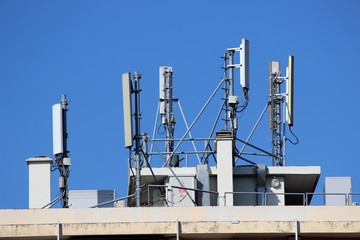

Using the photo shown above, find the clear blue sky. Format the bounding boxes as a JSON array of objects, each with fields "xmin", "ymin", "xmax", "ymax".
[{"xmin": 1, "ymin": 1, "xmax": 360, "ymax": 208}]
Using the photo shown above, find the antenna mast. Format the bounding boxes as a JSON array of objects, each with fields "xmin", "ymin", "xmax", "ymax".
[
  {"xmin": 133, "ymin": 71, "xmax": 142, "ymax": 207},
  {"xmin": 222, "ymin": 39, "xmax": 250, "ymax": 163},
  {"xmin": 159, "ymin": 67, "xmax": 177, "ymax": 167},
  {"xmin": 269, "ymin": 62, "xmax": 284, "ymax": 166},
  {"xmin": 269, "ymin": 57, "xmax": 294, "ymax": 166},
  {"xmin": 52, "ymin": 94, "xmax": 71, "ymax": 208}
]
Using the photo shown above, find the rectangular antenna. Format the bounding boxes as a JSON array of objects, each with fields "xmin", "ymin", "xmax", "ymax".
[
  {"xmin": 240, "ymin": 38, "xmax": 250, "ymax": 90},
  {"xmin": 286, "ymin": 56, "xmax": 294, "ymax": 126},
  {"xmin": 122, "ymin": 72, "xmax": 133, "ymax": 148},
  {"xmin": 52, "ymin": 103, "xmax": 63, "ymax": 155}
]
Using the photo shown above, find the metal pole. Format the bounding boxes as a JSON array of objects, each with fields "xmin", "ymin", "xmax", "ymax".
[
  {"xmin": 228, "ymin": 50, "xmax": 235, "ymax": 97},
  {"xmin": 295, "ymin": 219, "xmax": 299, "ymax": 240},
  {"xmin": 149, "ymin": 102, "xmax": 161, "ymax": 164},
  {"xmin": 134, "ymin": 71, "xmax": 142, "ymax": 207},
  {"xmin": 236, "ymin": 103, "xmax": 269, "ymax": 164},
  {"xmin": 222, "ymin": 53, "xmax": 230, "ymax": 130},
  {"xmin": 60, "ymin": 94, "xmax": 69, "ymax": 208},
  {"xmin": 162, "ymin": 79, "xmax": 225, "ymax": 167},
  {"xmin": 164, "ymin": 69, "xmax": 175, "ymax": 167},
  {"xmin": 177, "ymin": 100, "xmax": 201, "ymax": 164}
]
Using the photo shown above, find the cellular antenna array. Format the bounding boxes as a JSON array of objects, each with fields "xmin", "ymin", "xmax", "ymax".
[{"xmin": 121, "ymin": 39, "xmax": 298, "ymax": 207}]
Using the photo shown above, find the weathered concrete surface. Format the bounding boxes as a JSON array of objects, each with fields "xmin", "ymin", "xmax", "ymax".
[{"xmin": 1, "ymin": 206, "xmax": 360, "ymax": 239}]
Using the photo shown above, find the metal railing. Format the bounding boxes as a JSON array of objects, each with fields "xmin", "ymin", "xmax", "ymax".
[
  {"xmin": 265, "ymin": 192, "xmax": 306, "ymax": 206},
  {"xmin": 143, "ymin": 188, "xmax": 360, "ymax": 207},
  {"xmin": 306, "ymin": 192, "xmax": 348, "ymax": 206},
  {"xmin": 224, "ymin": 192, "xmax": 265, "ymax": 206},
  {"xmin": 90, "ymin": 194, "xmax": 135, "ymax": 208},
  {"xmin": 147, "ymin": 184, "xmax": 219, "ymax": 206}
]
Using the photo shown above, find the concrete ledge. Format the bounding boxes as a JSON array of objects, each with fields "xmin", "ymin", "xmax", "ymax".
[
  {"xmin": 1, "ymin": 206, "xmax": 360, "ymax": 239},
  {"xmin": 1, "ymin": 221, "xmax": 360, "ymax": 239}
]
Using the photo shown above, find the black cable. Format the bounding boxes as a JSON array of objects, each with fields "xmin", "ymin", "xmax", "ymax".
[
  {"xmin": 234, "ymin": 147, "xmax": 257, "ymax": 166},
  {"xmin": 286, "ymin": 125, "xmax": 299, "ymax": 145},
  {"xmin": 157, "ymin": 124, "xmax": 165, "ymax": 135}
]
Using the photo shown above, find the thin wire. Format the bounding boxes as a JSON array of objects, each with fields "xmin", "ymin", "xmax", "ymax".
[
  {"xmin": 286, "ymin": 125, "xmax": 299, "ymax": 145},
  {"xmin": 128, "ymin": 148, "xmax": 135, "ymax": 177}
]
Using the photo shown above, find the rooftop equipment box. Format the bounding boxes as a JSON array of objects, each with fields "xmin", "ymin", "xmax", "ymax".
[
  {"xmin": 324, "ymin": 177, "xmax": 352, "ymax": 206},
  {"xmin": 69, "ymin": 190, "xmax": 115, "ymax": 208}
]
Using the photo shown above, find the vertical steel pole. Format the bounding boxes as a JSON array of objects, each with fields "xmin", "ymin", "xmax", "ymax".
[
  {"xmin": 164, "ymin": 69, "xmax": 175, "ymax": 167},
  {"xmin": 134, "ymin": 72, "xmax": 142, "ymax": 207},
  {"xmin": 61, "ymin": 94, "xmax": 69, "ymax": 208},
  {"xmin": 223, "ymin": 53, "xmax": 229, "ymax": 131}
]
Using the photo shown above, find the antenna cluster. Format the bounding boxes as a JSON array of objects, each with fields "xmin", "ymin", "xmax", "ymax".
[{"xmin": 120, "ymin": 38, "xmax": 297, "ymax": 206}]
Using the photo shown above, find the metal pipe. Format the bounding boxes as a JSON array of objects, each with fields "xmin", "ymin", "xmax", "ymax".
[
  {"xmin": 228, "ymin": 50, "xmax": 235, "ymax": 97},
  {"xmin": 147, "ymin": 151, "xmax": 214, "ymax": 155},
  {"xmin": 222, "ymin": 52, "xmax": 230, "ymax": 131},
  {"xmin": 57, "ymin": 222, "xmax": 61, "ymax": 240},
  {"xmin": 178, "ymin": 100, "xmax": 201, "ymax": 164},
  {"xmin": 134, "ymin": 71, "xmax": 142, "ymax": 207},
  {"xmin": 90, "ymin": 194, "xmax": 136, "ymax": 208},
  {"xmin": 202, "ymin": 100, "xmax": 226, "ymax": 164},
  {"xmin": 295, "ymin": 219, "xmax": 299, "ymax": 240},
  {"xmin": 236, "ymin": 103, "xmax": 269, "ymax": 164},
  {"xmin": 149, "ymin": 102, "xmax": 161, "ymax": 163},
  {"xmin": 176, "ymin": 219, "xmax": 180, "ymax": 240},
  {"xmin": 162, "ymin": 79, "xmax": 225, "ymax": 167},
  {"xmin": 236, "ymin": 138, "xmax": 276, "ymax": 158},
  {"xmin": 151, "ymin": 137, "xmax": 216, "ymax": 142}
]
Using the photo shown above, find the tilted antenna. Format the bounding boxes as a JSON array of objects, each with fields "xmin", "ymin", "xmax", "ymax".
[
  {"xmin": 286, "ymin": 56, "xmax": 294, "ymax": 126},
  {"xmin": 52, "ymin": 94, "xmax": 71, "ymax": 208},
  {"xmin": 159, "ymin": 66, "xmax": 177, "ymax": 167},
  {"xmin": 268, "ymin": 56, "xmax": 295, "ymax": 166},
  {"xmin": 122, "ymin": 73, "xmax": 133, "ymax": 148}
]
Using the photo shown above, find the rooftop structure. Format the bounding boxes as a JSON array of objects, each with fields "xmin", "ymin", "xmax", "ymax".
[{"xmin": 1, "ymin": 38, "xmax": 359, "ymax": 239}]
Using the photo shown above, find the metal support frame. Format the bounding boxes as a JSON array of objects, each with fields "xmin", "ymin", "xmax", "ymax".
[
  {"xmin": 161, "ymin": 68, "xmax": 176, "ymax": 167},
  {"xmin": 269, "ymin": 70, "xmax": 286, "ymax": 166}
]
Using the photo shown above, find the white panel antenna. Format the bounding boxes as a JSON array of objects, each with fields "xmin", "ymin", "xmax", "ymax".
[
  {"xmin": 240, "ymin": 38, "xmax": 250, "ymax": 90},
  {"xmin": 159, "ymin": 66, "xmax": 172, "ymax": 115},
  {"xmin": 122, "ymin": 72, "xmax": 134, "ymax": 148},
  {"xmin": 286, "ymin": 56, "xmax": 294, "ymax": 126},
  {"xmin": 52, "ymin": 103, "xmax": 63, "ymax": 155}
]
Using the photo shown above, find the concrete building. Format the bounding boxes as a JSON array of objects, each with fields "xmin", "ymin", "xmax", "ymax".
[{"xmin": 1, "ymin": 43, "xmax": 360, "ymax": 239}]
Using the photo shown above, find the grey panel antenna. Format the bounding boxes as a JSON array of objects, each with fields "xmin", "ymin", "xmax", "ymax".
[
  {"xmin": 240, "ymin": 38, "xmax": 250, "ymax": 90},
  {"xmin": 52, "ymin": 103, "xmax": 63, "ymax": 155},
  {"xmin": 122, "ymin": 72, "xmax": 134, "ymax": 148},
  {"xmin": 286, "ymin": 56, "xmax": 294, "ymax": 126}
]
